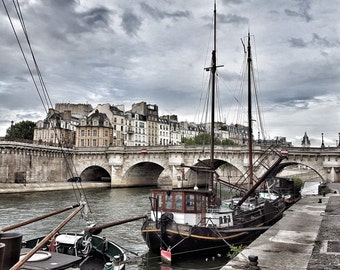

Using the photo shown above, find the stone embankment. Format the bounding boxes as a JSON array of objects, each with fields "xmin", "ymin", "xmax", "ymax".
[
  {"xmin": 221, "ymin": 183, "xmax": 340, "ymax": 270},
  {"xmin": 0, "ymin": 182, "xmax": 111, "ymax": 194}
]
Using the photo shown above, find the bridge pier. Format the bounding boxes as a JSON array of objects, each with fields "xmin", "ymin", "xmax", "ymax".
[{"xmin": 326, "ymin": 167, "xmax": 340, "ymax": 182}]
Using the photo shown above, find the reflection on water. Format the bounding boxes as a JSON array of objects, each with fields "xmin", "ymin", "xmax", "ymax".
[{"xmin": 0, "ymin": 187, "xmax": 228, "ymax": 269}]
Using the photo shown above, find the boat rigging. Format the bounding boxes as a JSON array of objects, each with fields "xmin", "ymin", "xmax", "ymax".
[{"xmin": 141, "ymin": 0, "xmax": 287, "ymax": 264}]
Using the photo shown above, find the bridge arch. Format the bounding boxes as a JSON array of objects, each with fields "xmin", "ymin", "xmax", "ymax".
[
  {"xmin": 122, "ymin": 161, "xmax": 164, "ymax": 186},
  {"xmin": 183, "ymin": 158, "xmax": 244, "ymax": 186},
  {"xmin": 80, "ymin": 165, "xmax": 111, "ymax": 182},
  {"xmin": 276, "ymin": 161, "xmax": 326, "ymax": 182}
]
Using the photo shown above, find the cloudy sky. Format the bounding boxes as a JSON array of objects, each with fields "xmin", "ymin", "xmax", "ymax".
[{"xmin": 0, "ymin": 0, "xmax": 339, "ymax": 147}]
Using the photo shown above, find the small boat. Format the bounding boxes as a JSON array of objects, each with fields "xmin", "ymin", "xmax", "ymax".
[
  {"xmin": 0, "ymin": 203, "xmax": 144, "ymax": 270},
  {"xmin": 141, "ymin": 1, "xmax": 287, "ymax": 263},
  {"xmin": 22, "ymin": 233, "xmax": 126, "ymax": 270}
]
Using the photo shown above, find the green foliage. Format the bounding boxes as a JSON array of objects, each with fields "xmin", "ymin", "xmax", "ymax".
[
  {"xmin": 227, "ymin": 244, "xmax": 243, "ymax": 259},
  {"xmin": 5, "ymin": 120, "xmax": 36, "ymax": 140},
  {"xmin": 182, "ymin": 133, "xmax": 238, "ymax": 146},
  {"xmin": 292, "ymin": 177, "xmax": 303, "ymax": 193}
]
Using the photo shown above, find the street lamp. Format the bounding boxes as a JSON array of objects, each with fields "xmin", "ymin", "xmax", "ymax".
[{"xmin": 321, "ymin": 133, "xmax": 325, "ymax": 148}]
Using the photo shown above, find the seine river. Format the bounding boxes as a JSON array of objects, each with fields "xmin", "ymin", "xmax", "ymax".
[{"xmin": 0, "ymin": 187, "xmax": 229, "ymax": 270}]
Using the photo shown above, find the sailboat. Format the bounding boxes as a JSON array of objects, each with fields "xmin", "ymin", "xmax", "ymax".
[{"xmin": 141, "ymin": 2, "xmax": 287, "ymax": 263}]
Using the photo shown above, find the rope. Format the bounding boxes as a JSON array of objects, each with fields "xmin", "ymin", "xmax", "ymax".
[{"xmin": 3, "ymin": 0, "xmax": 94, "ymax": 219}]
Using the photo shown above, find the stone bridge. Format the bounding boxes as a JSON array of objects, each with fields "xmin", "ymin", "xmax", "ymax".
[{"xmin": 1, "ymin": 141, "xmax": 339, "ymax": 187}]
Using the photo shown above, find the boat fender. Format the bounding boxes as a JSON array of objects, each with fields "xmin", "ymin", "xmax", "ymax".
[
  {"xmin": 48, "ymin": 235, "xmax": 57, "ymax": 252},
  {"xmin": 103, "ymin": 262, "xmax": 114, "ymax": 270},
  {"xmin": 113, "ymin": 254, "xmax": 124, "ymax": 263}
]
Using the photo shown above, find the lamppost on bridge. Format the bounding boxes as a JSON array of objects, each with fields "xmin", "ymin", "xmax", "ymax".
[
  {"xmin": 338, "ymin": 133, "xmax": 340, "ymax": 147},
  {"xmin": 321, "ymin": 133, "xmax": 325, "ymax": 148}
]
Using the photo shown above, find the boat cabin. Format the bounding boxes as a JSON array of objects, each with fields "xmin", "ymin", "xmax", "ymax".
[{"xmin": 149, "ymin": 189, "xmax": 234, "ymax": 227}]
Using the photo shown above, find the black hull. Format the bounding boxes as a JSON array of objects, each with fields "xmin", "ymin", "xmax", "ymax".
[{"xmin": 141, "ymin": 202, "xmax": 284, "ymax": 259}]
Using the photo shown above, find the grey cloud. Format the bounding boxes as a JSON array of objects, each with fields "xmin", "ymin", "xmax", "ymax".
[
  {"xmin": 218, "ymin": 13, "xmax": 248, "ymax": 26},
  {"xmin": 222, "ymin": 0, "xmax": 244, "ymax": 4},
  {"xmin": 288, "ymin": 37, "xmax": 307, "ymax": 48},
  {"xmin": 121, "ymin": 10, "xmax": 142, "ymax": 36},
  {"xmin": 289, "ymin": 34, "xmax": 340, "ymax": 48},
  {"xmin": 81, "ymin": 7, "xmax": 112, "ymax": 29},
  {"xmin": 140, "ymin": 3, "xmax": 190, "ymax": 21},
  {"xmin": 311, "ymin": 33, "xmax": 340, "ymax": 48},
  {"xmin": 284, "ymin": 0, "xmax": 312, "ymax": 22}
]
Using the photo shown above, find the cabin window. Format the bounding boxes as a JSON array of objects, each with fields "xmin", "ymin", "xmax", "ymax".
[
  {"xmin": 165, "ymin": 192, "xmax": 173, "ymax": 209},
  {"xmin": 196, "ymin": 194, "xmax": 201, "ymax": 211},
  {"xmin": 185, "ymin": 194, "xmax": 195, "ymax": 211},
  {"xmin": 156, "ymin": 194, "xmax": 163, "ymax": 209},
  {"xmin": 175, "ymin": 194, "xmax": 183, "ymax": 210}
]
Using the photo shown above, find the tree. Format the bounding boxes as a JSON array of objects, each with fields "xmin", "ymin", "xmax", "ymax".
[
  {"xmin": 182, "ymin": 133, "xmax": 239, "ymax": 146},
  {"xmin": 5, "ymin": 120, "xmax": 36, "ymax": 140}
]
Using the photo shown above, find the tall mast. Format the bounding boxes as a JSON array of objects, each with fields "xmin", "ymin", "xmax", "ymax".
[
  {"xmin": 247, "ymin": 32, "xmax": 253, "ymax": 189},
  {"xmin": 209, "ymin": 1, "xmax": 217, "ymax": 191}
]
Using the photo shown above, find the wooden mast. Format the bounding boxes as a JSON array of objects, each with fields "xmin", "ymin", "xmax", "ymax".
[
  {"xmin": 208, "ymin": 1, "xmax": 223, "ymax": 196},
  {"xmin": 209, "ymin": 0, "xmax": 217, "ymax": 192},
  {"xmin": 247, "ymin": 32, "xmax": 254, "ymax": 189}
]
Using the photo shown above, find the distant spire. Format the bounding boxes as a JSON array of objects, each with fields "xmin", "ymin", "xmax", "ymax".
[{"xmin": 321, "ymin": 133, "xmax": 325, "ymax": 148}]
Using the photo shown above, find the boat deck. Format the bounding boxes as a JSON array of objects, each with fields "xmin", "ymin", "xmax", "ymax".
[
  {"xmin": 221, "ymin": 183, "xmax": 340, "ymax": 269},
  {"xmin": 20, "ymin": 249, "xmax": 82, "ymax": 269}
]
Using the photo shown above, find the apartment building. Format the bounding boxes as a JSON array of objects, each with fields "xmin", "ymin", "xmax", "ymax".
[
  {"xmin": 33, "ymin": 108, "xmax": 76, "ymax": 147},
  {"xmin": 75, "ymin": 109, "xmax": 113, "ymax": 147},
  {"xmin": 131, "ymin": 102, "xmax": 159, "ymax": 146},
  {"xmin": 94, "ymin": 104, "xmax": 125, "ymax": 146},
  {"xmin": 125, "ymin": 111, "xmax": 147, "ymax": 146}
]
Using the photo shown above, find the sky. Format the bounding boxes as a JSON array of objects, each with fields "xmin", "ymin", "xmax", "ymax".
[{"xmin": 0, "ymin": 0, "xmax": 339, "ymax": 147}]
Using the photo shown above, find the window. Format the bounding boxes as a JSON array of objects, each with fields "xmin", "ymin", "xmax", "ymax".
[
  {"xmin": 93, "ymin": 139, "xmax": 97, "ymax": 147},
  {"xmin": 81, "ymin": 139, "xmax": 85, "ymax": 146},
  {"xmin": 165, "ymin": 193, "xmax": 173, "ymax": 209},
  {"xmin": 93, "ymin": 130, "xmax": 97, "ymax": 136},
  {"xmin": 156, "ymin": 194, "xmax": 163, "ymax": 209},
  {"xmin": 175, "ymin": 194, "xmax": 183, "ymax": 210},
  {"xmin": 185, "ymin": 194, "xmax": 195, "ymax": 211}
]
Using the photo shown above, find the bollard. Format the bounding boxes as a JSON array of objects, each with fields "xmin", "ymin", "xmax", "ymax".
[{"xmin": 248, "ymin": 254, "xmax": 261, "ymax": 269}]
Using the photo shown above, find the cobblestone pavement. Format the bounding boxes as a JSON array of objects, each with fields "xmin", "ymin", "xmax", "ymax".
[{"xmin": 307, "ymin": 184, "xmax": 340, "ymax": 270}]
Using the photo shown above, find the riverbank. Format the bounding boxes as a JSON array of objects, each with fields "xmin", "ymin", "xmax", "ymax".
[
  {"xmin": 222, "ymin": 183, "xmax": 340, "ymax": 270},
  {"xmin": 0, "ymin": 182, "xmax": 111, "ymax": 194}
]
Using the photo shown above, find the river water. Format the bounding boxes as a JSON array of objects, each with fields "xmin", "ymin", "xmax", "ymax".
[{"xmin": 0, "ymin": 187, "xmax": 229, "ymax": 270}]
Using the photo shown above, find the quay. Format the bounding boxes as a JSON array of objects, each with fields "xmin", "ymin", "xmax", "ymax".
[
  {"xmin": 0, "ymin": 182, "xmax": 111, "ymax": 194},
  {"xmin": 222, "ymin": 183, "xmax": 340, "ymax": 270}
]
